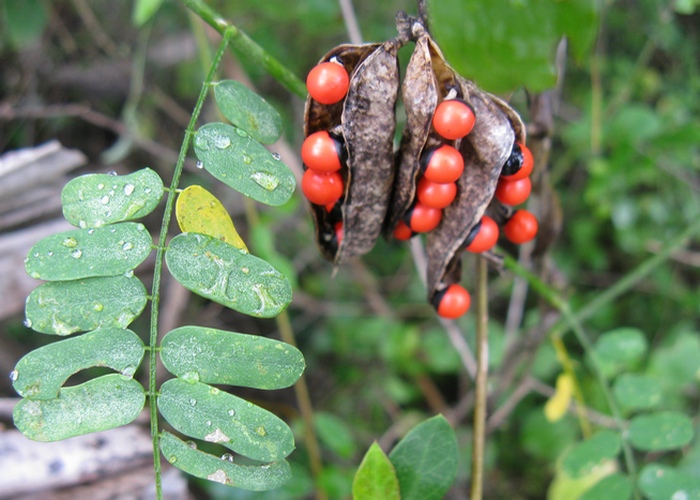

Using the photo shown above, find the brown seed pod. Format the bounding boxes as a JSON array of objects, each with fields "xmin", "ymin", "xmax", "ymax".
[
  {"xmin": 383, "ymin": 17, "xmax": 526, "ymax": 305},
  {"xmin": 304, "ymin": 39, "xmax": 402, "ymax": 264}
]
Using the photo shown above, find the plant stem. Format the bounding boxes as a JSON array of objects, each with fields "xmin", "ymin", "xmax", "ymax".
[
  {"xmin": 470, "ymin": 256, "xmax": 489, "ymax": 500},
  {"xmin": 181, "ymin": 0, "xmax": 307, "ymax": 98},
  {"xmin": 148, "ymin": 29, "xmax": 233, "ymax": 500}
]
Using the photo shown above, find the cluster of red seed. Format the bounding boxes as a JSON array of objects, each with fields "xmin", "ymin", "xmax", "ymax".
[
  {"xmin": 393, "ymin": 99, "xmax": 476, "ymax": 240},
  {"xmin": 301, "ymin": 61, "xmax": 351, "ymax": 247}
]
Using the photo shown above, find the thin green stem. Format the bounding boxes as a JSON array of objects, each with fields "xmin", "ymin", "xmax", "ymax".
[
  {"xmin": 470, "ymin": 256, "xmax": 489, "ymax": 500},
  {"xmin": 180, "ymin": 0, "xmax": 307, "ymax": 98},
  {"xmin": 148, "ymin": 29, "xmax": 233, "ymax": 500}
]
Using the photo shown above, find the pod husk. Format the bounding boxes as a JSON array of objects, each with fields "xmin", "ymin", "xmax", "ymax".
[{"xmin": 304, "ymin": 40, "xmax": 402, "ymax": 264}]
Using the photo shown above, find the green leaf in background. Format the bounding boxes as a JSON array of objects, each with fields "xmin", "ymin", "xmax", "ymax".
[
  {"xmin": 13, "ymin": 374, "xmax": 145, "ymax": 441},
  {"xmin": 214, "ymin": 80, "xmax": 284, "ymax": 145},
  {"xmin": 579, "ymin": 473, "xmax": 632, "ymax": 500},
  {"xmin": 132, "ymin": 0, "xmax": 164, "ymax": 26},
  {"xmin": 314, "ymin": 412, "xmax": 357, "ymax": 460},
  {"xmin": 160, "ymin": 326, "xmax": 304, "ymax": 389},
  {"xmin": 648, "ymin": 331, "xmax": 700, "ymax": 394},
  {"xmin": 165, "ymin": 232, "xmax": 292, "ymax": 318},
  {"xmin": 388, "ymin": 415, "xmax": 458, "ymax": 500},
  {"xmin": 160, "ymin": 431, "xmax": 292, "ymax": 491},
  {"xmin": 24, "ymin": 275, "xmax": 148, "ymax": 335},
  {"xmin": 62, "ymin": 168, "xmax": 164, "ymax": 228},
  {"xmin": 157, "ymin": 379, "xmax": 295, "ymax": 462},
  {"xmin": 176, "ymin": 185, "xmax": 248, "ymax": 251},
  {"xmin": 193, "ymin": 122, "xmax": 295, "ymax": 207},
  {"xmin": 612, "ymin": 373, "xmax": 663, "ymax": 411},
  {"xmin": 12, "ymin": 328, "xmax": 144, "ymax": 399},
  {"xmin": 638, "ymin": 463, "xmax": 700, "ymax": 500},
  {"xmin": 561, "ymin": 429, "xmax": 621, "ymax": 478},
  {"xmin": 591, "ymin": 327, "xmax": 647, "ymax": 378},
  {"xmin": 548, "ymin": 459, "xmax": 618, "ymax": 500},
  {"xmin": 352, "ymin": 442, "xmax": 400, "ymax": 500},
  {"xmin": 249, "ymin": 224, "xmax": 298, "ymax": 290},
  {"xmin": 24, "ymin": 223, "xmax": 152, "ymax": 281},
  {"xmin": 628, "ymin": 411, "xmax": 694, "ymax": 452},
  {"xmin": 2, "ymin": 0, "xmax": 48, "ymax": 48},
  {"xmin": 427, "ymin": 0, "xmax": 598, "ymax": 93}
]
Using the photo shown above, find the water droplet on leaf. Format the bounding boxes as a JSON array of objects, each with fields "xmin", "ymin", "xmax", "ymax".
[
  {"xmin": 235, "ymin": 128, "xmax": 249, "ymax": 138},
  {"xmin": 196, "ymin": 160, "xmax": 204, "ymax": 169},
  {"xmin": 71, "ymin": 249, "xmax": 83, "ymax": 259},
  {"xmin": 107, "ymin": 170, "xmax": 118, "ymax": 176},
  {"xmin": 255, "ymin": 425, "xmax": 267, "ymax": 437},
  {"xmin": 101, "ymin": 196, "xmax": 110, "ymax": 205},
  {"xmin": 189, "ymin": 398, "xmax": 197, "ymax": 406},
  {"xmin": 122, "ymin": 242, "xmax": 134, "ymax": 251},
  {"xmin": 272, "ymin": 152, "xmax": 281, "ymax": 161},
  {"xmin": 23, "ymin": 318, "xmax": 32, "ymax": 328},
  {"xmin": 228, "ymin": 409, "xmax": 236, "ymax": 417},
  {"xmin": 93, "ymin": 303, "xmax": 104, "ymax": 311},
  {"xmin": 242, "ymin": 155, "xmax": 252, "ymax": 165},
  {"xmin": 62, "ymin": 237, "xmax": 78, "ymax": 248},
  {"xmin": 97, "ymin": 183, "xmax": 105, "ymax": 190},
  {"xmin": 214, "ymin": 135, "xmax": 231, "ymax": 149},
  {"xmin": 9, "ymin": 370, "xmax": 18, "ymax": 382},
  {"xmin": 124, "ymin": 184, "xmax": 135, "ymax": 196},
  {"xmin": 221, "ymin": 453, "xmax": 234, "ymax": 462},
  {"xmin": 186, "ymin": 440, "xmax": 197, "ymax": 449},
  {"xmin": 250, "ymin": 172, "xmax": 279, "ymax": 191}
]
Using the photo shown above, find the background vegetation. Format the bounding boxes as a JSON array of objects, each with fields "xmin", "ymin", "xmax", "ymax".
[{"xmin": 0, "ymin": 0, "xmax": 698, "ymax": 498}]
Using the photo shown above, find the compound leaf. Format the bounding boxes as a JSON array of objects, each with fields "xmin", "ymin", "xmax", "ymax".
[
  {"xmin": 157, "ymin": 379, "xmax": 295, "ymax": 462},
  {"xmin": 160, "ymin": 431, "xmax": 291, "ymax": 491},
  {"xmin": 25, "ymin": 275, "xmax": 148, "ymax": 335},
  {"xmin": 25, "ymin": 223, "xmax": 152, "ymax": 281},
  {"xmin": 388, "ymin": 415, "xmax": 458, "ymax": 500},
  {"xmin": 628, "ymin": 411, "xmax": 694, "ymax": 452},
  {"xmin": 62, "ymin": 168, "xmax": 164, "ymax": 228},
  {"xmin": 165, "ymin": 232, "xmax": 291, "ymax": 318},
  {"xmin": 214, "ymin": 80, "xmax": 283, "ymax": 145},
  {"xmin": 12, "ymin": 328, "xmax": 144, "ymax": 399},
  {"xmin": 193, "ymin": 122, "xmax": 295, "ymax": 207},
  {"xmin": 562, "ymin": 430, "xmax": 622, "ymax": 478},
  {"xmin": 161, "ymin": 326, "xmax": 304, "ymax": 389},
  {"xmin": 13, "ymin": 374, "xmax": 145, "ymax": 441},
  {"xmin": 353, "ymin": 442, "xmax": 400, "ymax": 500},
  {"xmin": 175, "ymin": 185, "xmax": 247, "ymax": 251}
]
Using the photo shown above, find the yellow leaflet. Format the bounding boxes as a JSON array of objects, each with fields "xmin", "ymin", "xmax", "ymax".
[
  {"xmin": 544, "ymin": 372, "xmax": 574, "ymax": 423},
  {"xmin": 175, "ymin": 185, "xmax": 248, "ymax": 252}
]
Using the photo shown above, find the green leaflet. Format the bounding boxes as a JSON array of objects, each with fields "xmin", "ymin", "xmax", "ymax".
[
  {"xmin": 591, "ymin": 327, "xmax": 648, "ymax": 379},
  {"xmin": 353, "ymin": 442, "xmax": 400, "ymax": 500},
  {"xmin": 561, "ymin": 430, "xmax": 621, "ymax": 478},
  {"xmin": 628, "ymin": 411, "xmax": 694, "ymax": 452},
  {"xmin": 12, "ymin": 328, "xmax": 144, "ymax": 399},
  {"xmin": 61, "ymin": 167, "xmax": 164, "ymax": 228},
  {"xmin": 638, "ymin": 464, "xmax": 700, "ymax": 500},
  {"xmin": 579, "ymin": 473, "xmax": 632, "ymax": 500},
  {"xmin": 161, "ymin": 326, "xmax": 304, "ymax": 390},
  {"xmin": 25, "ymin": 223, "xmax": 152, "ymax": 281},
  {"xmin": 165, "ymin": 232, "xmax": 292, "ymax": 318},
  {"xmin": 157, "ymin": 379, "xmax": 295, "ymax": 462},
  {"xmin": 13, "ymin": 374, "xmax": 145, "ymax": 441},
  {"xmin": 612, "ymin": 373, "xmax": 663, "ymax": 411},
  {"xmin": 388, "ymin": 415, "xmax": 458, "ymax": 500},
  {"xmin": 214, "ymin": 80, "xmax": 284, "ymax": 145},
  {"xmin": 24, "ymin": 275, "xmax": 148, "ymax": 335},
  {"xmin": 160, "ymin": 432, "xmax": 292, "ymax": 491},
  {"xmin": 193, "ymin": 122, "xmax": 295, "ymax": 207}
]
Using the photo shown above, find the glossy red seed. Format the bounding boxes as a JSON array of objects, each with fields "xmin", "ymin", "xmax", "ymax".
[
  {"xmin": 432, "ymin": 99, "xmax": 476, "ymax": 140},
  {"xmin": 466, "ymin": 216, "xmax": 499, "ymax": 253},
  {"xmin": 436, "ymin": 284, "xmax": 471, "ymax": 319},
  {"xmin": 302, "ymin": 131, "xmax": 342, "ymax": 173},
  {"xmin": 393, "ymin": 220, "xmax": 414, "ymax": 240},
  {"xmin": 407, "ymin": 203, "xmax": 442, "ymax": 233},
  {"xmin": 306, "ymin": 62, "xmax": 350, "ymax": 105},
  {"xmin": 301, "ymin": 169, "xmax": 344, "ymax": 206},
  {"xmin": 501, "ymin": 143, "xmax": 534, "ymax": 181},
  {"xmin": 422, "ymin": 145, "xmax": 464, "ymax": 184},
  {"xmin": 504, "ymin": 209, "xmax": 538, "ymax": 244},
  {"xmin": 416, "ymin": 178, "xmax": 457, "ymax": 209},
  {"xmin": 495, "ymin": 177, "xmax": 532, "ymax": 206}
]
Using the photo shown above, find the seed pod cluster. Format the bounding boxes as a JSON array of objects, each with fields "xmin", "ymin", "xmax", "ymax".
[{"xmin": 302, "ymin": 14, "xmax": 538, "ymax": 319}]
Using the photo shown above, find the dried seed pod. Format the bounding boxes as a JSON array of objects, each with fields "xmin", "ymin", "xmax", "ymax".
[
  {"xmin": 384, "ymin": 17, "xmax": 526, "ymax": 306},
  {"xmin": 304, "ymin": 40, "xmax": 402, "ymax": 263}
]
